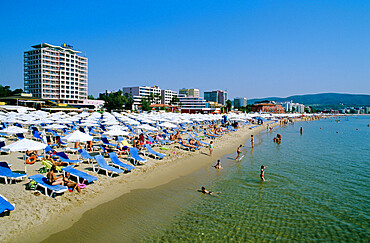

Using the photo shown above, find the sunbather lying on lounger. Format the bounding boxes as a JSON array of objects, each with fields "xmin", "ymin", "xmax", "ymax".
[
  {"xmin": 182, "ymin": 141, "xmax": 197, "ymax": 149},
  {"xmin": 189, "ymin": 138, "xmax": 201, "ymax": 147}
]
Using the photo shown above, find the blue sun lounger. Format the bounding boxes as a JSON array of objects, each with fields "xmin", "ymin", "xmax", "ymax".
[
  {"xmin": 28, "ymin": 174, "xmax": 68, "ymax": 197},
  {"xmin": 144, "ymin": 144, "xmax": 166, "ymax": 160},
  {"xmin": 62, "ymin": 165, "xmax": 97, "ymax": 184},
  {"xmin": 93, "ymin": 155, "xmax": 124, "ymax": 177},
  {"xmin": 78, "ymin": 149, "xmax": 94, "ymax": 163},
  {"xmin": 54, "ymin": 152, "xmax": 81, "ymax": 165},
  {"xmin": 128, "ymin": 147, "xmax": 147, "ymax": 165},
  {"xmin": 108, "ymin": 152, "xmax": 135, "ymax": 172},
  {"xmin": 0, "ymin": 194, "xmax": 15, "ymax": 216},
  {"xmin": 102, "ymin": 137, "xmax": 116, "ymax": 147},
  {"xmin": 0, "ymin": 162, "xmax": 27, "ymax": 184}
]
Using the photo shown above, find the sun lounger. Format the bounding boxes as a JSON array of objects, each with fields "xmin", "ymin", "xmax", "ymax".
[
  {"xmin": 62, "ymin": 165, "xmax": 97, "ymax": 184},
  {"xmin": 108, "ymin": 152, "xmax": 135, "ymax": 171},
  {"xmin": 93, "ymin": 154, "xmax": 124, "ymax": 177},
  {"xmin": 28, "ymin": 174, "xmax": 68, "ymax": 197},
  {"xmin": 102, "ymin": 137, "xmax": 116, "ymax": 147},
  {"xmin": 78, "ymin": 149, "xmax": 94, "ymax": 163},
  {"xmin": 128, "ymin": 147, "xmax": 147, "ymax": 165},
  {"xmin": 16, "ymin": 133, "xmax": 25, "ymax": 140},
  {"xmin": 0, "ymin": 162, "xmax": 27, "ymax": 184},
  {"xmin": 0, "ymin": 194, "xmax": 15, "ymax": 216},
  {"xmin": 54, "ymin": 152, "xmax": 81, "ymax": 165},
  {"xmin": 144, "ymin": 144, "xmax": 166, "ymax": 160}
]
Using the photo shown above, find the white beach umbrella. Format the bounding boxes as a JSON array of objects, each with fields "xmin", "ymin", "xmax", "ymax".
[
  {"xmin": 103, "ymin": 129, "xmax": 129, "ymax": 136},
  {"xmin": 44, "ymin": 124, "xmax": 67, "ymax": 130},
  {"xmin": 137, "ymin": 124, "xmax": 158, "ymax": 131},
  {"xmin": 159, "ymin": 122, "xmax": 177, "ymax": 128},
  {"xmin": 107, "ymin": 125, "xmax": 128, "ymax": 131},
  {"xmin": 2, "ymin": 138, "xmax": 47, "ymax": 152},
  {"xmin": 62, "ymin": 130, "xmax": 93, "ymax": 143},
  {"xmin": 1, "ymin": 126, "xmax": 28, "ymax": 134}
]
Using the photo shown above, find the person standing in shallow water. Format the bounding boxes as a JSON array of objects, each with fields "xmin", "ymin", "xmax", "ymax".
[
  {"xmin": 260, "ymin": 165, "xmax": 268, "ymax": 181},
  {"xmin": 250, "ymin": 135, "xmax": 254, "ymax": 148},
  {"xmin": 235, "ymin": 144, "xmax": 243, "ymax": 161}
]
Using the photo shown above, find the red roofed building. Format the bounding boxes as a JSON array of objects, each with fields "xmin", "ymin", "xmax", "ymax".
[{"xmin": 251, "ymin": 103, "xmax": 285, "ymax": 113}]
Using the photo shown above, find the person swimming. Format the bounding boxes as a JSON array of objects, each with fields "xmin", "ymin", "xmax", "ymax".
[
  {"xmin": 260, "ymin": 165, "xmax": 268, "ymax": 181},
  {"xmin": 200, "ymin": 186, "xmax": 213, "ymax": 195}
]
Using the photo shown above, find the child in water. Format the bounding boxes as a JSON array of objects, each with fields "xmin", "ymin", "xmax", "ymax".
[
  {"xmin": 260, "ymin": 165, "xmax": 268, "ymax": 181},
  {"xmin": 251, "ymin": 135, "xmax": 254, "ymax": 148},
  {"xmin": 213, "ymin": 160, "xmax": 223, "ymax": 169},
  {"xmin": 235, "ymin": 144, "xmax": 243, "ymax": 161}
]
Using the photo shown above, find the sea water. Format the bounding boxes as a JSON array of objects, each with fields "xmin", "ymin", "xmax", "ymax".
[{"xmin": 45, "ymin": 116, "xmax": 370, "ymax": 242}]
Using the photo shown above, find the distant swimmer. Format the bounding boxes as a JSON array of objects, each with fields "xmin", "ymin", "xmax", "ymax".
[
  {"xmin": 300, "ymin": 127, "xmax": 303, "ymax": 134},
  {"xmin": 213, "ymin": 160, "xmax": 223, "ymax": 169},
  {"xmin": 235, "ymin": 144, "xmax": 243, "ymax": 161},
  {"xmin": 200, "ymin": 186, "xmax": 214, "ymax": 195},
  {"xmin": 260, "ymin": 165, "xmax": 268, "ymax": 181},
  {"xmin": 250, "ymin": 135, "xmax": 254, "ymax": 148}
]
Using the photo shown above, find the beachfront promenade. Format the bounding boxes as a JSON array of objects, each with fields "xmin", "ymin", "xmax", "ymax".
[{"xmin": 0, "ymin": 111, "xmax": 316, "ymax": 242}]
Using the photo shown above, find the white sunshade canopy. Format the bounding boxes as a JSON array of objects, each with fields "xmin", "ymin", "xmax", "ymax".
[
  {"xmin": 62, "ymin": 130, "xmax": 93, "ymax": 143},
  {"xmin": 159, "ymin": 122, "xmax": 177, "ymax": 128},
  {"xmin": 137, "ymin": 124, "xmax": 158, "ymax": 131},
  {"xmin": 1, "ymin": 126, "xmax": 29, "ymax": 134},
  {"xmin": 2, "ymin": 138, "xmax": 47, "ymax": 152},
  {"xmin": 103, "ymin": 129, "xmax": 129, "ymax": 136}
]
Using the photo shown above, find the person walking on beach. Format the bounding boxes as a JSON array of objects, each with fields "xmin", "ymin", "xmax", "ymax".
[
  {"xmin": 250, "ymin": 135, "xmax": 254, "ymax": 148},
  {"xmin": 209, "ymin": 141, "xmax": 214, "ymax": 156},
  {"xmin": 235, "ymin": 144, "xmax": 243, "ymax": 161},
  {"xmin": 213, "ymin": 160, "xmax": 223, "ymax": 169},
  {"xmin": 260, "ymin": 165, "xmax": 268, "ymax": 181}
]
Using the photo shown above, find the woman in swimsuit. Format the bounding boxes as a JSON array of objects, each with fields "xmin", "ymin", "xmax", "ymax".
[
  {"xmin": 47, "ymin": 165, "xmax": 64, "ymax": 186},
  {"xmin": 260, "ymin": 165, "xmax": 268, "ymax": 181},
  {"xmin": 235, "ymin": 144, "xmax": 243, "ymax": 161}
]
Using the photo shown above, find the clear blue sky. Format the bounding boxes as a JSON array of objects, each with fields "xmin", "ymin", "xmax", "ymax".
[{"xmin": 0, "ymin": 0, "xmax": 369, "ymax": 99}]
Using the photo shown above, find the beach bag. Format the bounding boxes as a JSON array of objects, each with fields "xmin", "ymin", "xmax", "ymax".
[{"xmin": 26, "ymin": 180, "xmax": 38, "ymax": 190}]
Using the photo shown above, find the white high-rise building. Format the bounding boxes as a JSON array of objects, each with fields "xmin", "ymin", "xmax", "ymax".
[
  {"xmin": 24, "ymin": 43, "xmax": 88, "ymax": 104},
  {"xmin": 161, "ymin": 89, "xmax": 177, "ymax": 105}
]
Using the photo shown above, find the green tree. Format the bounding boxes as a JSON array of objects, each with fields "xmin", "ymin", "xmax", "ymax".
[
  {"xmin": 225, "ymin": 100, "xmax": 232, "ymax": 111},
  {"xmin": 101, "ymin": 90, "xmax": 125, "ymax": 112},
  {"xmin": 123, "ymin": 93, "xmax": 134, "ymax": 110},
  {"xmin": 141, "ymin": 97, "xmax": 151, "ymax": 111},
  {"xmin": 0, "ymin": 85, "xmax": 22, "ymax": 97},
  {"xmin": 170, "ymin": 96, "xmax": 180, "ymax": 106},
  {"xmin": 88, "ymin": 95, "xmax": 95, "ymax": 100}
]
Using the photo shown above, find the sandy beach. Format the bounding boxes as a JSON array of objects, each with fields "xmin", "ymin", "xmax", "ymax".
[
  {"xmin": 0, "ymin": 117, "xmax": 305, "ymax": 243},
  {"xmin": 0, "ymin": 120, "xmax": 284, "ymax": 242}
]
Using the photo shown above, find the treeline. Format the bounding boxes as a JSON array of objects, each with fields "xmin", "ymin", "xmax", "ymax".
[{"xmin": 0, "ymin": 85, "xmax": 23, "ymax": 97}]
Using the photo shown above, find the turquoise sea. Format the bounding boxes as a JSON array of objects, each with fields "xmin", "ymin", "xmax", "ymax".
[{"xmin": 46, "ymin": 116, "xmax": 370, "ymax": 242}]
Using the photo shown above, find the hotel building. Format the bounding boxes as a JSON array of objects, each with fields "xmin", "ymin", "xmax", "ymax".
[
  {"xmin": 204, "ymin": 90, "xmax": 227, "ymax": 106},
  {"xmin": 233, "ymin": 97, "xmax": 247, "ymax": 108},
  {"xmin": 24, "ymin": 43, "xmax": 88, "ymax": 104},
  {"xmin": 122, "ymin": 85, "xmax": 178, "ymax": 110},
  {"xmin": 179, "ymin": 88, "xmax": 199, "ymax": 98}
]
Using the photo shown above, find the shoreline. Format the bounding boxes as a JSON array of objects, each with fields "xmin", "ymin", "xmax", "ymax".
[{"xmin": 3, "ymin": 118, "xmax": 306, "ymax": 242}]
